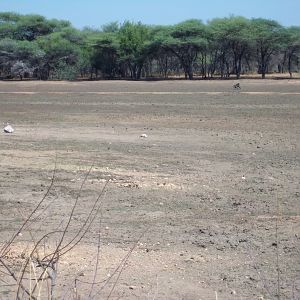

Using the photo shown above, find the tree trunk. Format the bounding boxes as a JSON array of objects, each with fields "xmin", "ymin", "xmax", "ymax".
[
  {"xmin": 164, "ymin": 57, "xmax": 168, "ymax": 78},
  {"xmin": 183, "ymin": 66, "xmax": 193, "ymax": 80},
  {"xmin": 236, "ymin": 55, "xmax": 243, "ymax": 79},
  {"xmin": 136, "ymin": 65, "xmax": 142, "ymax": 80},
  {"xmin": 203, "ymin": 53, "xmax": 207, "ymax": 78},
  {"xmin": 236, "ymin": 60, "xmax": 241, "ymax": 79},
  {"xmin": 188, "ymin": 70, "xmax": 193, "ymax": 80},
  {"xmin": 288, "ymin": 56, "xmax": 293, "ymax": 78},
  {"xmin": 261, "ymin": 61, "xmax": 267, "ymax": 79}
]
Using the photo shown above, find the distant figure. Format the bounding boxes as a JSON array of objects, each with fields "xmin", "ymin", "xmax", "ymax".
[{"xmin": 233, "ymin": 83, "xmax": 241, "ymax": 90}]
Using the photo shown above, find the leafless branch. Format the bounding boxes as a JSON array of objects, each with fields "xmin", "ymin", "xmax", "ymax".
[{"xmin": 0, "ymin": 156, "xmax": 57, "ymax": 258}]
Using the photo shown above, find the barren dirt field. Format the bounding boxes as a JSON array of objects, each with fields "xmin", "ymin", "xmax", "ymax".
[{"xmin": 0, "ymin": 80, "xmax": 299, "ymax": 300}]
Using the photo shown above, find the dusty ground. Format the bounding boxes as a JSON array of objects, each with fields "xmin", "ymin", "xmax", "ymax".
[{"xmin": 0, "ymin": 79, "xmax": 299, "ymax": 299}]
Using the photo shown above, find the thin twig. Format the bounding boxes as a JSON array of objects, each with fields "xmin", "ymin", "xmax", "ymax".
[
  {"xmin": 275, "ymin": 196, "xmax": 281, "ymax": 300},
  {"xmin": 91, "ymin": 227, "xmax": 149, "ymax": 299},
  {"xmin": 0, "ymin": 257, "xmax": 37, "ymax": 300},
  {"xmin": 30, "ymin": 164, "xmax": 94, "ymax": 296},
  {"xmin": 44, "ymin": 180, "xmax": 108, "ymax": 260},
  {"xmin": 15, "ymin": 231, "xmax": 62, "ymax": 299},
  {"xmin": 58, "ymin": 181, "xmax": 109, "ymax": 300},
  {"xmin": 0, "ymin": 156, "xmax": 57, "ymax": 258},
  {"xmin": 89, "ymin": 216, "xmax": 103, "ymax": 298}
]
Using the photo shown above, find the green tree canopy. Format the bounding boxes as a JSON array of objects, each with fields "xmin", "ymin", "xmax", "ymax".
[
  {"xmin": 0, "ymin": 12, "xmax": 299, "ymax": 80},
  {"xmin": 0, "ymin": 38, "xmax": 44, "ymax": 78},
  {"xmin": 250, "ymin": 18, "xmax": 284, "ymax": 78},
  {"xmin": 154, "ymin": 20, "xmax": 208, "ymax": 79},
  {"xmin": 118, "ymin": 21, "xmax": 151, "ymax": 79},
  {"xmin": 208, "ymin": 16, "xmax": 251, "ymax": 78},
  {"xmin": 89, "ymin": 32, "xmax": 119, "ymax": 78},
  {"xmin": 281, "ymin": 26, "xmax": 300, "ymax": 77},
  {"xmin": 37, "ymin": 33, "xmax": 82, "ymax": 79}
]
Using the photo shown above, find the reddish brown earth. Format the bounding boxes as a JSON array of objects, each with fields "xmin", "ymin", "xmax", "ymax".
[{"xmin": 0, "ymin": 80, "xmax": 299, "ymax": 299}]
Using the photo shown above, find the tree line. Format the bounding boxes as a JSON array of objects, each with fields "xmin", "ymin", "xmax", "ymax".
[{"xmin": 0, "ymin": 12, "xmax": 299, "ymax": 80}]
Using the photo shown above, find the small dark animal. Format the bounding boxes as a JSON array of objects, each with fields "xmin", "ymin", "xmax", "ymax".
[{"xmin": 233, "ymin": 83, "xmax": 241, "ymax": 89}]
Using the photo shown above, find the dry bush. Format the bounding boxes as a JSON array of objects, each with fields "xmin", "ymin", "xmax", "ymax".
[{"xmin": 0, "ymin": 160, "xmax": 146, "ymax": 300}]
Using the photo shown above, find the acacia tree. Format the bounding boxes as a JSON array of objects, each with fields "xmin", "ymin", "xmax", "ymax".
[
  {"xmin": 155, "ymin": 20, "xmax": 208, "ymax": 79},
  {"xmin": 281, "ymin": 26, "xmax": 300, "ymax": 77},
  {"xmin": 146, "ymin": 41, "xmax": 175, "ymax": 78},
  {"xmin": 101, "ymin": 21, "xmax": 119, "ymax": 33},
  {"xmin": 0, "ymin": 39, "xmax": 17, "ymax": 76},
  {"xmin": 0, "ymin": 12, "xmax": 300, "ymax": 80},
  {"xmin": 250, "ymin": 18, "xmax": 284, "ymax": 78},
  {"xmin": 14, "ymin": 15, "xmax": 55, "ymax": 41},
  {"xmin": 0, "ymin": 12, "xmax": 71, "ymax": 41},
  {"xmin": 89, "ymin": 33, "xmax": 119, "ymax": 78},
  {"xmin": 0, "ymin": 12, "xmax": 20, "ymax": 39},
  {"xmin": 209, "ymin": 16, "xmax": 251, "ymax": 78},
  {"xmin": 0, "ymin": 38, "xmax": 45, "ymax": 78},
  {"xmin": 37, "ymin": 33, "xmax": 82, "ymax": 79},
  {"xmin": 118, "ymin": 21, "xmax": 151, "ymax": 80}
]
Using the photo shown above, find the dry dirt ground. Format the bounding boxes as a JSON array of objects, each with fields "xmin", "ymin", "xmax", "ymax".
[{"xmin": 0, "ymin": 79, "xmax": 299, "ymax": 300}]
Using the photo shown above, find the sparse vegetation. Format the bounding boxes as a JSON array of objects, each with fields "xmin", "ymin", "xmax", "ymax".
[{"xmin": 0, "ymin": 161, "xmax": 147, "ymax": 299}]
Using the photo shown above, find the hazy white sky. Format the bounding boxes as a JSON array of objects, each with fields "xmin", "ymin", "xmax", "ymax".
[{"xmin": 0, "ymin": 0, "xmax": 299, "ymax": 28}]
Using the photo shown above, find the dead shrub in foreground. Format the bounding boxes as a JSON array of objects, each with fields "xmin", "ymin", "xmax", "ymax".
[{"xmin": 0, "ymin": 160, "xmax": 147, "ymax": 299}]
